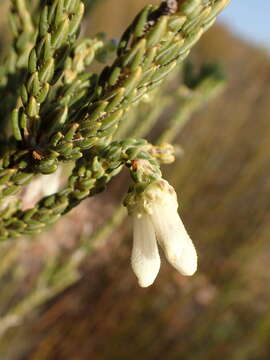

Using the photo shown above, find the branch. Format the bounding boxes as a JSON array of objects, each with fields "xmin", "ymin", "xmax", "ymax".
[{"xmin": 0, "ymin": 0, "xmax": 230, "ymax": 205}]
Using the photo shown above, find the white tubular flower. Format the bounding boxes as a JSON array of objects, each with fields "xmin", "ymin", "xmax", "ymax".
[{"xmin": 127, "ymin": 180, "xmax": 197, "ymax": 287}]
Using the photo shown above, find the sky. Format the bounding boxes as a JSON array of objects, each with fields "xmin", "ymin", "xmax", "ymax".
[{"xmin": 218, "ymin": 1, "xmax": 270, "ymax": 49}]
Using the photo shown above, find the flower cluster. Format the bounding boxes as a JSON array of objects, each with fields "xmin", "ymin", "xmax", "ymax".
[{"xmin": 126, "ymin": 180, "xmax": 197, "ymax": 287}]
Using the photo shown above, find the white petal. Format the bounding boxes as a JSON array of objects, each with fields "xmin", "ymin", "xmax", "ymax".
[
  {"xmin": 151, "ymin": 204, "xmax": 197, "ymax": 276},
  {"xmin": 174, "ymin": 236, "xmax": 197, "ymax": 276},
  {"xmin": 131, "ymin": 215, "xmax": 161, "ymax": 287}
]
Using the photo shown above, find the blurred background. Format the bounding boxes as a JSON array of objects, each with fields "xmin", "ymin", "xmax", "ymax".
[
  {"xmin": 220, "ymin": 0, "xmax": 270, "ymax": 50},
  {"xmin": 1, "ymin": 1, "xmax": 270, "ymax": 359}
]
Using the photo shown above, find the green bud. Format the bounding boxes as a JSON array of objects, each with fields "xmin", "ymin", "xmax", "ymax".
[
  {"xmin": 39, "ymin": 59, "xmax": 55, "ymax": 83},
  {"xmin": 123, "ymin": 38, "xmax": 146, "ymax": 68},
  {"xmin": 150, "ymin": 61, "xmax": 176, "ymax": 83},
  {"xmin": 108, "ymin": 66, "xmax": 121, "ymax": 86},
  {"xmin": 20, "ymin": 85, "xmax": 28, "ymax": 105},
  {"xmin": 106, "ymin": 88, "xmax": 125, "ymax": 113},
  {"xmin": 36, "ymin": 83, "xmax": 50, "ymax": 103},
  {"xmin": 88, "ymin": 101, "xmax": 108, "ymax": 122},
  {"xmin": 100, "ymin": 110, "xmax": 123, "ymax": 130},
  {"xmin": 123, "ymin": 67, "xmax": 142, "ymax": 96},
  {"xmin": 39, "ymin": 6, "xmax": 49, "ymax": 37},
  {"xmin": 68, "ymin": 3, "xmax": 84, "ymax": 36},
  {"xmin": 146, "ymin": 16, "xmax": 168, "ymax": 47},
  {"xmin": 26, "ymin": 96, "xmax": 39, "ymax": 117},
  {"xmin": 168, "ymin": 15, "xmax": 187, "ymax": 33},
  {"xmin": 134, "ymin": 5, "xmax": 152, "ymax": 37},
  {"xmin": 28, "ymin": 49, "xmax": 37, "ymax": 74},
  {"xmin": 180, "ymin": 0, "xmax": 201, "ymax": 16},
  {"xmin": 27, "ymin": 72, "xmax": 40, "ymax": 96},
  {"xmin": 64, "ymin": 123, "xmax": 80, "ymax": 142},
  {"xmin": 51, "ymin": 18, "xmax": 69, "ymax": 48},
  {"xmin": 11, "ymin": 109, "xmax": 22, "ymax": 141}
]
